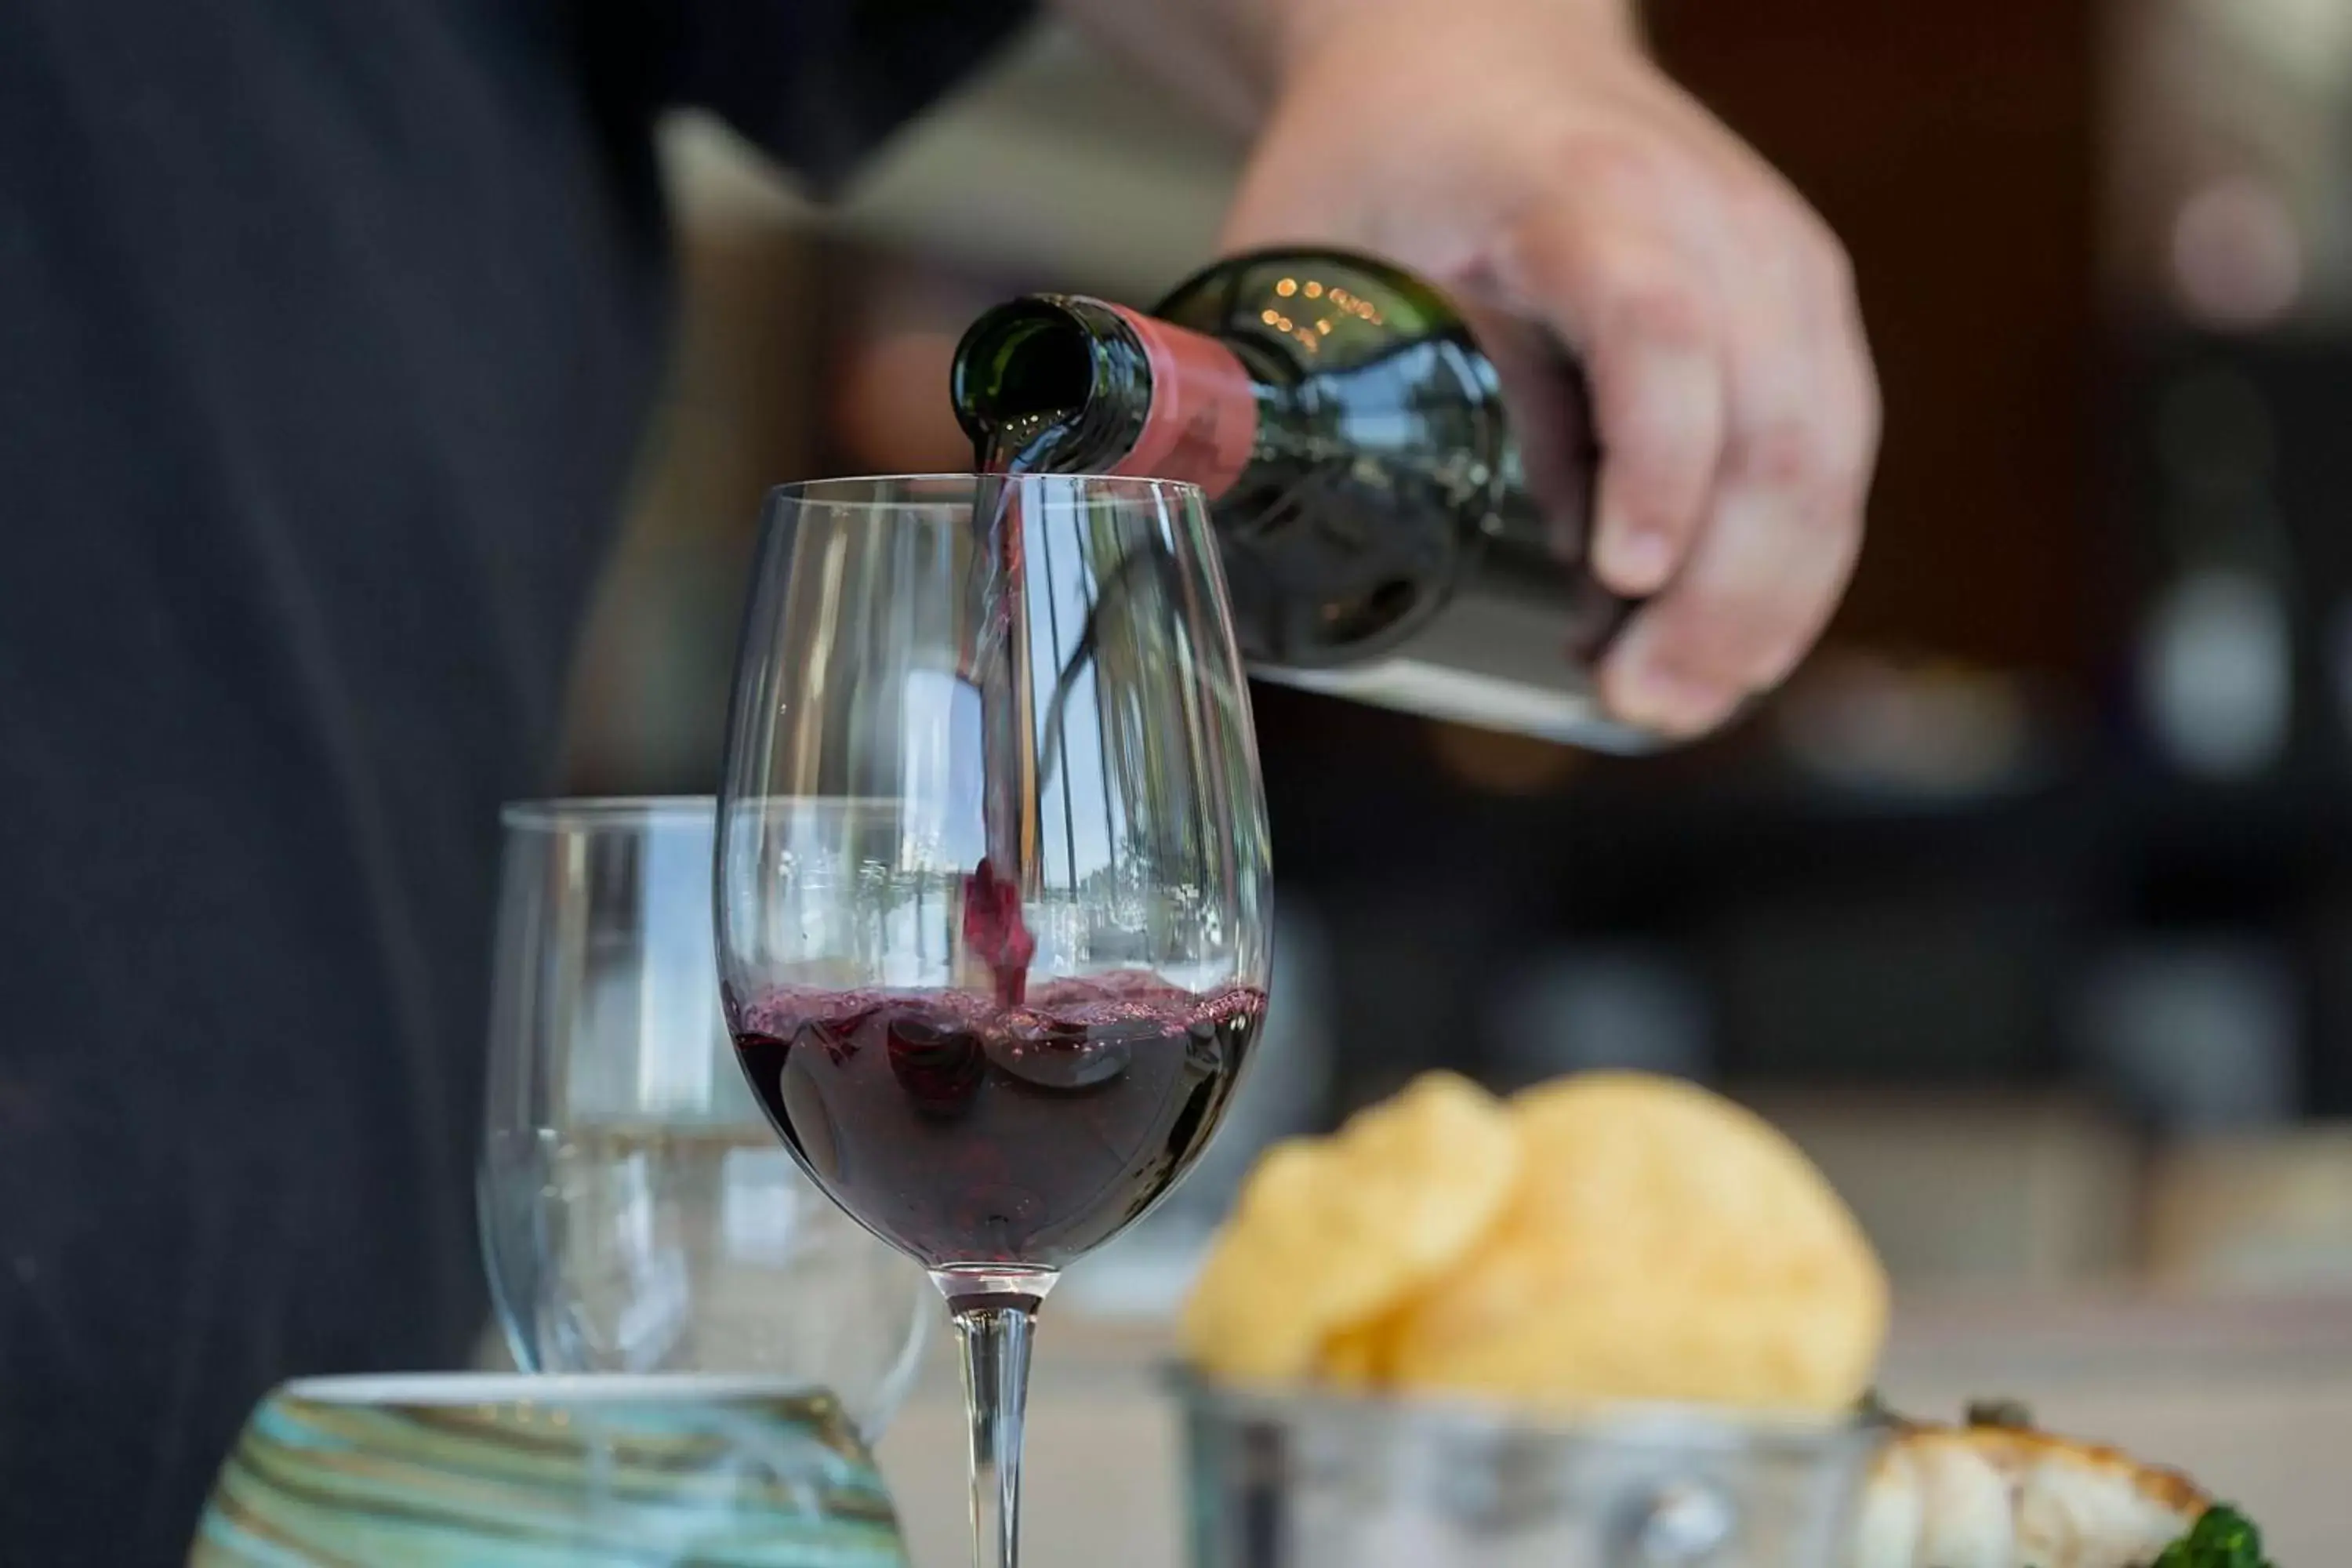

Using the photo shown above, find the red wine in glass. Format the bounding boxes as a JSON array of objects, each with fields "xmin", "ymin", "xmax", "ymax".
[{"xmin": 732, "ymin": 973, "xmax": 1265, "ymax": 1272}]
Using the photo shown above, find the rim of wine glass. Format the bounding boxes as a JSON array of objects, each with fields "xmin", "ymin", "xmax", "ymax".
[
  {"xmin": 500, "ymin": 795, "xmax": 922, "ymax": 831},
  {"xmin": 763, "ymin": 473, "xmax": 1209, "ymax": 507}
]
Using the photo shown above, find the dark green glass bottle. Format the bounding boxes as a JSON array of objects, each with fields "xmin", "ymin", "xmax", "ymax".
[{"xmin": 951, "ymin": 247, "xmax": 1649, "ymax": 750}]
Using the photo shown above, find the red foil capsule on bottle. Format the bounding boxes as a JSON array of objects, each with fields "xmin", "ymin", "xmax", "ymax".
[{"xmin": 1104, "ymin": 305, "xmax": 1259, "ymax": 500}]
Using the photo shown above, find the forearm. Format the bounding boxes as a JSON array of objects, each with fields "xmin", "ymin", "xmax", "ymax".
[{"xmin": 1045, "ymin": 0, "xmax": 1639, "ymax": 131}]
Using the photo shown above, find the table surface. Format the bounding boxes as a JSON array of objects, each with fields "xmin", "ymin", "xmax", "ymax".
[{"xmin": 873, "ymin": 1292, "xmax": 2352, "ymax": 1566}]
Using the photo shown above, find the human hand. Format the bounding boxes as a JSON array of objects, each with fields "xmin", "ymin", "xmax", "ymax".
[{"xmin": 1221, "ymin": 0, "xmax": 1878, "ymax": 738}]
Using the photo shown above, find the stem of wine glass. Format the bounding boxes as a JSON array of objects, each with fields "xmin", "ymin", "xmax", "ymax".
[{"xmin": 935, "ymin": 1267, "xmax": 1054, "ymax": 1568}]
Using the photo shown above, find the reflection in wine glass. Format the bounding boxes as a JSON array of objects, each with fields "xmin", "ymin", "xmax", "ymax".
[
  {"xmin": 477, "ymin": 797, "xmax": 931, "ymax": 1440},
  {"xmin": 717, "ymin": 475, "xmax": 1272, "ymax": 1568}
]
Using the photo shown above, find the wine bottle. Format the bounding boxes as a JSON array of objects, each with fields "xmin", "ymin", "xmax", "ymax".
[{"xmin": 949, "ymin": 247, "xmax": 1654, "ymax": 751}]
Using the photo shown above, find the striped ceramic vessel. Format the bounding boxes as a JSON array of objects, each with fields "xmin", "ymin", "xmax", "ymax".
[{"xmin": 189, "ymin": 1374, "xmax": 910, "ymax": 1566}]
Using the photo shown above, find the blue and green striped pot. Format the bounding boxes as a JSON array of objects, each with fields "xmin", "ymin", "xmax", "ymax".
[{"xmin": 189, "ymin": 1374, "xmax": 910, "ymax": 1566}]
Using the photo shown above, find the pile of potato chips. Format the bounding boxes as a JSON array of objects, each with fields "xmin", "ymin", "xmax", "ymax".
[{"xmin": 1181, "ymin": 1071, "xmax": 1889, "ymax": 1413}]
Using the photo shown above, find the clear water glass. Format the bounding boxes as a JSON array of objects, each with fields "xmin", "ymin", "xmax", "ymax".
[{"xmin": 477, "ymin": 797, "xmax": 931, "ymax": 1439}]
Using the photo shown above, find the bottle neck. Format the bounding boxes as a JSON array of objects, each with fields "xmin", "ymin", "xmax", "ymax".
[{"xmin": 953, "ymin": 296, "xmax": 1261, "ymax": 498}]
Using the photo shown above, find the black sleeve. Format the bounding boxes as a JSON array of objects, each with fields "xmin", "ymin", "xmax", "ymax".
[{"xmin": 655, "ymin": 0, "xmax": 1038, "ymax": 191}]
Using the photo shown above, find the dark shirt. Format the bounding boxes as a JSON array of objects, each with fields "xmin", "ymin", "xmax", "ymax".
[{"xmin": 0, "ymin": 2, "xmax": 1018, "ymax": 1559}]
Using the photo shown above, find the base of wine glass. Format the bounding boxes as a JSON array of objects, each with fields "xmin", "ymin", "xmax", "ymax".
[{"xmin": 930, "ymin": 1265, "xmax": 1058, "ymax": 1312}]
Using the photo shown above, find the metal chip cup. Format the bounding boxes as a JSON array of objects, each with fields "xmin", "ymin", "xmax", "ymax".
[{"xmin": 1180, "ymin": 1376, "xmax": 1882, "ymax": 1568}]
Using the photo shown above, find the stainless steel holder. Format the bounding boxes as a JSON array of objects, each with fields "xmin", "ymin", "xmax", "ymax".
[{"xmin": 1179, "ymin": 1377, "xmax": 1881, "ymax": 1568}]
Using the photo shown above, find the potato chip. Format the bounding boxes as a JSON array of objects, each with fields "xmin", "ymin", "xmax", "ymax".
[
  {"xmin": 1383, "ymin": 1072, "xmax": 1887, "ymax": 1411},
  {"xmin": 1180, "ymin": 1073, "xmax": 1519, "ymax": 1385},
  {"xmin": 1318, "ymin": 1312, "xmax": 1399, "ymax": 1389}
]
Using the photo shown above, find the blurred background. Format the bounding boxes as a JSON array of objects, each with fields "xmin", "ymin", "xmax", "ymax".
[{"xmin": 564, "ymin": 0, "xmax": 2352, "ymax": 1302}]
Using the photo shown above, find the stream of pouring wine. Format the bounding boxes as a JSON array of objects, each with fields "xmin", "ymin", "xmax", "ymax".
[
  {"xmin": 967, "ymin": 414, "xmax": 1200, "ymax": 1005},
  {"xmin": 961, "ymin": 415, "xmax": 1077, "ymax": 1007},
  {"xmin": 965, "ymin": 457, "xmax": 1034, "ymax": 1005}
]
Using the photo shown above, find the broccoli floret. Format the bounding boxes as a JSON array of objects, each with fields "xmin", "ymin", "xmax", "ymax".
[{"xmin": 2151, "ymin": 1504, "xmax": 2273, "ymax": 1568}]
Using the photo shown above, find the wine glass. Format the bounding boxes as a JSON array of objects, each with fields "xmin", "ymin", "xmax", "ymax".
[
  {"xmin": 477, "ymin": 797, "xmax": 932, "ymax": 1439},
  {"xmin": 715, "ymin": 475, "xmax": 1272, "ymax": 1568}
]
